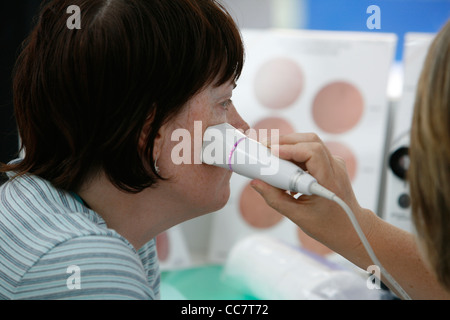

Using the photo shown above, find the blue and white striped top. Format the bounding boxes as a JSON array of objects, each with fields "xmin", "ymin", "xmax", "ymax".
[{"xmin": 0, "ymin": 170, "xmax": 160, "ymax": 299}]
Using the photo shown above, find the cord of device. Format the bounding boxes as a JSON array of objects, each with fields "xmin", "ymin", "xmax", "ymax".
[{"xmin": 309, "ymin": 182, "xmax": 412, "ymax": 300}]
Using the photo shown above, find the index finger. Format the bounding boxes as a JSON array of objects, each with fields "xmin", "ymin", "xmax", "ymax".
[
  {"xmin": 271, "ymin": 132, "xmax": 334, "ymax": 163},
  {"xmin": 277, "ymin": 132, "xmax": 322, "ymax": 145},
  {"xmin": 272, "ymin": 142, "xmax": 334, "ymax": 180}
]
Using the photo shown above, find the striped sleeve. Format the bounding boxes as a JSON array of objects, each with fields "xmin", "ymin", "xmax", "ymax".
[{"xmin": 14, "ymin": 235, "xmax": 156, "ymax": 300}]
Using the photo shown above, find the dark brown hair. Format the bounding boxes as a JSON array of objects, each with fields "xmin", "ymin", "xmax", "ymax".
[
  {"xmin": 409, "ymin": 19, "xmax": 450, "ymax": 289},
  {"xmin": 1, "ymin": 0, "xmax": 244, "ymax": 193}
]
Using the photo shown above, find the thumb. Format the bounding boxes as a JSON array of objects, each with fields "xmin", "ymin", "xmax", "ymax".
[{"xmin": 250, "ymin": 179, "xmax": 300, "ymax": 216}]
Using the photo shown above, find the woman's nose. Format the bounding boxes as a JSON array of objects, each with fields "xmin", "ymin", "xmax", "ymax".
[{"xmin": 228, "ymin": 106, "xmax": 250, "ymax": 133}]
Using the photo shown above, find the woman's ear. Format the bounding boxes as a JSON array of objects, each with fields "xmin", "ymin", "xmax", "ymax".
[
  {"xmin": 152, "ymin": 130, "xmax": 164, "ymax": 161},
  {"xmin": 138, "ymin": 111, "xmax": 163, "ymax": 160},
  {"xmin": 138, "ymin": 113, "xmax": 154, "ymax": 153},
  {"xmin": 139, "ymin": 112, "xmax": 169, "ymax": 162}
]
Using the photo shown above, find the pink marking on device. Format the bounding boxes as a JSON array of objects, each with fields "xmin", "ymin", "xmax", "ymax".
[{"xmin": 228, "ymin": 137, "xmax": 246, "ymax": 171}]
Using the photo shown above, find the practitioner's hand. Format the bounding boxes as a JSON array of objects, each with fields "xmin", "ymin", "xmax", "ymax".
[{"xmin": 251, "ymin": 133, "xmax": 375, "ymax": 255}]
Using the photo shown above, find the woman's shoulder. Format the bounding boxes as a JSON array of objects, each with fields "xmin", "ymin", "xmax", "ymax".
[
  {"xmin": 0, "ymin": 174, "xmax": 159, "ymax": 299},
  {"xmin": 0, "ymin": 173, "xmax": 122, "ymax": 242},
  {"xmin": 13, "ymin": 235, "xmax": 157, "ymax": 299}
]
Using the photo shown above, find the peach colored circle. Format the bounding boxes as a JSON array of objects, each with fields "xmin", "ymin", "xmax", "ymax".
[
  {"xmin": 252, "ymin": 117, "xmax": 296, "ymax": 142},
  {"xmin": 239, "ymin": 117, "xmax": 296, "ymax": 229},
  {"xmin": 254, "ymin": 57, "xmax": 304, "ymax": 110},
  {"xmin": 312, "ymin": 81, "xmax": 364, "ymax": 134},
  {"xmin": 325, "ymin": 141, "xmax": 358, "ymax": 181},
  {"xmin": 239, "ymin": 182, "xmax": 284, "ymax": 228},
  {"xmin": 156, "ymin": 232, "xmax": 169, "ymax": 262},
  {"xmin": 297, "ymin": 227, "xmax": 333, "ymax": 256}
]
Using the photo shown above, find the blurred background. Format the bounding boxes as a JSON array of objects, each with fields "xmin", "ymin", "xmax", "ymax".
[{"xmin": 225, "ymin": 0, "xmax": 449, "ymax": 61}]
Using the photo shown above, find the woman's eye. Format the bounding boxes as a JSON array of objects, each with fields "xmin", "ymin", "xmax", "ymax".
[{"xmin": 221, "ymin": 99, "xmax": 233, "ymax": 110}]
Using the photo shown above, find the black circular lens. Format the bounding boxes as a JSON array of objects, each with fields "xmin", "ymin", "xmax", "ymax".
[{"xmin": 389, "ymin": 146, "xmax": 409, "ymax": 180}]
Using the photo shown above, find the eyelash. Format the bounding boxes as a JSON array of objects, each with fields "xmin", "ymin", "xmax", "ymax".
[{"xmin": 221, "ymin": 99, "xmax": 233, "ymax": 110}]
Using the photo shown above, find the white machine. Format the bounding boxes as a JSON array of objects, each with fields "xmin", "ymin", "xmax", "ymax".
[{"xmin": 383, "ymin": 33, "xmax": 435, "ymax": 232}]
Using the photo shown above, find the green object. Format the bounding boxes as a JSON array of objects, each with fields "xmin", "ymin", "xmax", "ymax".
[{"xmin": 160, "ymin": 264, "xmax": 259, "ymax": 300}]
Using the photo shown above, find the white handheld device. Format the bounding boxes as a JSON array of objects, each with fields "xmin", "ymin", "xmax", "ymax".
[
  {"xmin": 201, "ymin": 123, "xmax": 319, "ymax": 195},
  {"xmin": 200, "ymin": 123, "xmax": 411, "ymax": 300}
]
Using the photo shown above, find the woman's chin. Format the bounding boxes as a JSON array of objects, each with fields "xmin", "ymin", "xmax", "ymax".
[{"xmin": 204, "ymin": 178, "xmax": 231, "ymax": 214}]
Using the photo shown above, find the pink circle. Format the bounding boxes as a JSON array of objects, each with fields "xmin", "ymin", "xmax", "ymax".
[
  {"xmin": 312, "ymin": 81, "xmax": 364, "ymax": 134},
  {"xmin": 325, "ymin": 141, "xmax": 358, "ymax": 181},
  {"xmin": 254, "ymin": 57, "xmax": 304, "ymax": 110}
]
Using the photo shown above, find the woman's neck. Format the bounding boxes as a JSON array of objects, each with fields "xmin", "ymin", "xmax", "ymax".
[{"xmin": 77, "ymin": 171, "xmax": 187, "ymax": 250}]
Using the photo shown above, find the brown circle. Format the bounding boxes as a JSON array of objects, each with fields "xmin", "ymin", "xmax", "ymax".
[
  {"xmin": 325, "ymin": 141, "xmax": 358, "ymax": 181},
  {"xmin": 239, "ymin": 117, "xmax": 296, "ymax": 229},
  {"xmin": 312, "ymin": 81, "xmax": 364, "ymax": 134},
  {"xmin": 156, "ymin": 232, "xmax": 170, "ymax": 262},
  {"xmin": 254, "ymin": 57, "xmax": 304, "ymax": 110}
]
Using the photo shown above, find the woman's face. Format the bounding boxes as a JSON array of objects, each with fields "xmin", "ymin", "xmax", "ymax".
[{"xmin": 155, "ymin": 80, "xmax": 249, "ymax": 218}]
